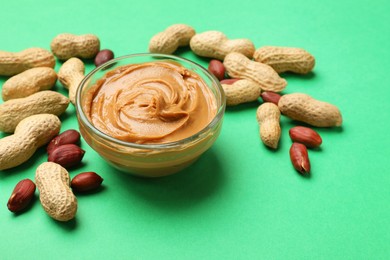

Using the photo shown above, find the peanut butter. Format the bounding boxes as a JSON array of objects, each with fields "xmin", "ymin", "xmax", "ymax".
[{"xmin": 83, "ymin": 60, "xmax": 217, "ymax": 144}]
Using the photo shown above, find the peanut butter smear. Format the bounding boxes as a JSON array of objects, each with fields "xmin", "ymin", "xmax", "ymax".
[{"xmin": 83, "ymin": 61, "xmax": 217, "ymax": 144}]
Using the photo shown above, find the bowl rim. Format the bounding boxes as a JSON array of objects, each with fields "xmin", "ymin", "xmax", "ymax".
[{"xmin": 75, "ymin": 53, "xmax": 226, "ymax": 150}]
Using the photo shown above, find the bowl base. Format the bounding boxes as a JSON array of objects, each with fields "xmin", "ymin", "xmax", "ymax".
[{"xmin": 105, "ymin": 156, "xmax": 201, "ymax": 177}]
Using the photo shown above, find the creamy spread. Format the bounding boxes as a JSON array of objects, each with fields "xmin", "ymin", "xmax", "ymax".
[{"xmin": 83, "ymin": 61, "xmax": 217, "ymax": 144}]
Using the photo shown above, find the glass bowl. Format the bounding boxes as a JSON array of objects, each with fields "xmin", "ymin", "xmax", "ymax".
[{"xmin": 75, "ymin": 53, "xmax": 226, "ymax": 177}]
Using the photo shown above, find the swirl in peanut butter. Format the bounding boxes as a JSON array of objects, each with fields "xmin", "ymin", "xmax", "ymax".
[{"xmin": 83, "ymin": 61, "xmax": 217, "ymax": 144}]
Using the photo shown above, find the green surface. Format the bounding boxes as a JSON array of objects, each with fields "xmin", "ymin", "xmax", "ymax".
[{"xmin": 1, "ymin": 0, "xmax": 389, "ymax": 259}]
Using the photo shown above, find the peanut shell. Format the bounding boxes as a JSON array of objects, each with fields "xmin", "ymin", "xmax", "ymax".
[
  {"xmin": 35, "ymin": 162, "xmax": 77, "ymax": 221},
  {"xmin": 254, "ymin": 46, "xmax": 315, "ymax": 74},
  {"xmin": 278, "ymin": 93, "xmax": 342, "ymax": 127},
  {"xmin": 2, "ymin": 67, "xmax": 57, "ymax": 101},
  {"xmin": 0, "ymin": 91, "xmax": 69, "ymax": 133},
  {"xmin": 224, "ymin": 52, "xmax": 287, "ymax": 92},
  {"xmin": 0, "ymin": 114, "xmax": 61, "ymax": 170}
]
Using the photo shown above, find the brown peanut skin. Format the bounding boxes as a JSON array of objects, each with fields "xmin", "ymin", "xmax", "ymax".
[
  {"xmin": 58, "ymin": 57, "xmax": 85, "ymax": 104},
  {"xmin": 47, "ymin": 129, "xmax": 81, "ymax": 154},
  {"xmin": 278, "ymin": 93, "xmax": 342, "ymax": 127},
  {"xmin": 290, "ymin": 142, "xmax": 311, "ymax": 175},
  {"xmin": 94, "ymin": 49, "xmax": 114, "ymax": 67},
  {"xmin": 253, "ymin": 46, "xmax": 315, "ymax": 74},
  {"xmin": 51, "ymin": 33, "xmax": 100, "ymax": 60},
  {"xmin": 289, "ymin": 126, "xmax": 322, "ymax": 148},
  {"xmin": 7, "ymin": 179, "xmax": 36, "ymax": 213},
  {"xmin": 260, "ymin": 91, "xmax": 282, "ymax": 105},
  {"xmin": 256, "ymin": 103, "xmax": 281, "ymax": 149},
  {"xmin": 0, "ymin": 91, "xmax": 69, "ymax": 133},
  {"xmin": 208, "ymin": 59, "xmax": 225, "ymax": 80},
  {"xmin": 2, "ymin": 67, "xmax": 57, "ymax": 101},
  {"xmin": 0, "ymin": 48, "xmax": 55, "ymax": 76},
  {"xmin": 35, "ymin": 162, "xmax": 77, "ymax": 221},
  {"xmin": 224, "ymin": 52, "xmax": 287, "ymax": 92},
  {"xmin": 220, "ymin": 78, "xmax": 240, "ymax": 85},
  {"xmin": 48, "ymin": 144, "xmax": 85, "ymax": 168},
  {"xmin": 0, "ymin": 114, "xmax": 61, "ymax": 170},
  {"xmin": 149, "ymin": 24, "xmax": 195, "ymax": 54},
  {"xmin": 190, "ymin": 31, "xmax": 255, "ymax": 60},
  {"xmin": 71, "ymin": 172, "xmax": 103, "ymax": 192}
]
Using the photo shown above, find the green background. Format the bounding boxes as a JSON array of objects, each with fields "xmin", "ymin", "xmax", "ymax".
[{"xmin": 1, "ymin": 0, "xmax": 389, "ymax": 259}]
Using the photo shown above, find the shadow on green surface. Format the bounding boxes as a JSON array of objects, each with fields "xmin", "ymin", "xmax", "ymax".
[
  {"xmin": 316, "ymin": 125, "xmax": 344, "ymax": 134},
  {"xmin": 173, "ymin": 47, "xmax": 213, "ymax": 68},
  {"xmin": 225, "ymin": 100, "xmax": 260, "ymax": 112},
  {"xmin": 52, "ymin": 217, "xmax": 77, "ymax": 231},
  {"xmin": 73, "ymin": 185, "xmax": 106, "ymax": 196},
  {"xmin": 114, "ymin": 149, "xmax": 224, "ymax": 211},
  {"xmin": 172, "ymin": 46, "xmax": 195, "ymax": 58},
  {"xmin": 58, "ymin": 109, "xmax": 78, "ymax": 129},
  {"xmin": 0, "ymin": 75, "xmax": 9, "ymax": 83},
  {"xmin": 281, "ymin": 71, "xmax": 316, "ymax": 80},
  {"xmin": 83, "ymin": 58, "xmax": 96, "ymax": 67}
]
